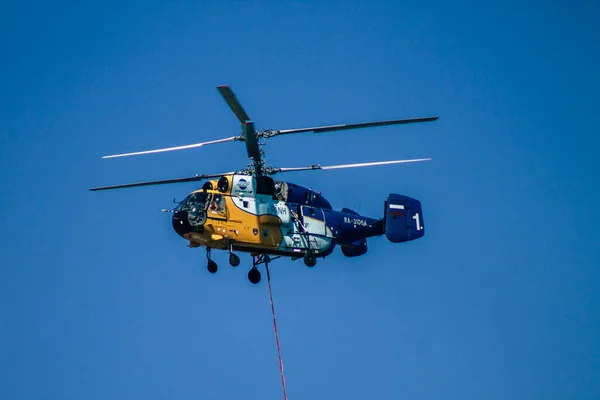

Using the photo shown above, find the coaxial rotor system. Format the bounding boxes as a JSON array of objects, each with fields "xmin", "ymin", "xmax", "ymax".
[{"xmin": 90, "ymin": 85, "xmax": 438, "ymax": 191}]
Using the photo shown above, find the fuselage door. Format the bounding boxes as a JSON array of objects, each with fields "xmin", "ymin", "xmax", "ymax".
[{"xmin": 300, "ymin": 205, "xmax": 326, "ymax": 236}]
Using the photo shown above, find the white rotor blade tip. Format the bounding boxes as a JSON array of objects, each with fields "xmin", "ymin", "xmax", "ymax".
[
  {"xmin": 101, "ymin": 136, "xmax": 237, "ymax": 159},
  {"xmin": 102, "ymin": 143, "xmax": 205, "ymax": 159},
  {"xmin": 321, "ymin": 158, "xmax": 432, "ymax": 169}
]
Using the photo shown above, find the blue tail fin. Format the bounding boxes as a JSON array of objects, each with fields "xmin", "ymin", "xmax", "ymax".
[{"xmin": 384, "ymin": 194, "xmax": 425, "ymax": 243}]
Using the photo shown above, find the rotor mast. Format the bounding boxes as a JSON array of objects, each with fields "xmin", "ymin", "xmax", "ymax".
[{"xmin": 217, "ymin": 85, "xmax": 265, "ymax": 176}]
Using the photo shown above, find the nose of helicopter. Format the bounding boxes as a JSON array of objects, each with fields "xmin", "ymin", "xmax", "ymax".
[
  {"xmin": 171, "ymin": 209, "xmax": 206, "ymax": 237},
  {"xmin": 172, "ymin": 210, "xmax": 189, "ymax": 237}
]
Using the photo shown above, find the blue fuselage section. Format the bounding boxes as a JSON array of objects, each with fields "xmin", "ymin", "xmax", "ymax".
[
  {"xmin": 280, "ymin": 181, "xmax": 384, "ymax": 254},
  {"xmin": 322, "ymin": 209, "xmax": 382, "ymax": 244}
]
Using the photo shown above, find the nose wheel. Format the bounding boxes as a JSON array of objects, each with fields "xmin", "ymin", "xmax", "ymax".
[
  {"xmin": 228, "ymin": 242, "xmax": 240, "ymax": 267},
  {"xmin": 206, "ymin": 247, "xmax": 219, "ymax": 274},
  {"xmin": 206, "ymin": 248, "xmax": 218, "ymax": 273},
  {"xmin": 207, "ymin": 260, "xmax": 218, "ymax": 273},
  {"xmin": 229, "ymin": 253, "xmax": 241, "ymax": 267}
]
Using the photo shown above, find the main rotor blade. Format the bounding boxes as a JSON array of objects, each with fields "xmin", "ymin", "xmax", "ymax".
[
  {"xmin": 89, "ymin": 172, "xmax": 235, "ymax": 191},
  {"xmin": 273, "ymin": 116, "xmax": 438, "ymax": 136},
  {"xmin": 269, "ymin": 158, "xmax": 431, "ymax": 174},
  {"xmin": 101, "ymin": 136, "xmax": 239, "ymax": 159},
  {"xmin": 217, "ymin": 85, "xmax": 251, "ymax": 124}
]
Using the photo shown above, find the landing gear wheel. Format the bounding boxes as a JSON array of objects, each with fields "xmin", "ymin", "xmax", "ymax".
[
  {"xmin": 248, "ymin": 267, "xmax": 261, "ymax": 284},
  {"xmin": 229, "ymin": 253, "xmax": 240, "ymax": 267},
  {"xmin": 304, "ymin": 252, "xmax": 317, "ymax": 267},
  {"xmin": 207, "ymin": 260, "xmax": 218, "ymax": 274}
]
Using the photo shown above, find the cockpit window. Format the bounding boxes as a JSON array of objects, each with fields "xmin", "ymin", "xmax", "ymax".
[
  {"xmin": 207, "ymin": 193, "xmax": 226, "ymax": 217},
  {"xmin": 181, "ymin": 192, "xmax": 208, "ymax": 212}
]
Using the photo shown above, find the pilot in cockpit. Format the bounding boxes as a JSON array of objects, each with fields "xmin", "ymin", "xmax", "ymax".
[{"xmin": 208, "ymin": 194, "xmax": 225, "ymax": 216}]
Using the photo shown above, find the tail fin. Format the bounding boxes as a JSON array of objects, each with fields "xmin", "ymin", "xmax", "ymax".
[{"xmin": 383, "ymin": 194, "xmax": 425, "ymax": 243}]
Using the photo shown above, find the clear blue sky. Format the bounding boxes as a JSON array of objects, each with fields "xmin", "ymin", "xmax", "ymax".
[{"xmin": 1, "ymin": 1, "xmax": 599, "ymax": 399}]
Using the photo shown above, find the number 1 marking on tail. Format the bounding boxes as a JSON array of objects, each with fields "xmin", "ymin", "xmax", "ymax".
[{"xmin": 412, "ymin": 213, "xmax": 422, "ymax": 231}]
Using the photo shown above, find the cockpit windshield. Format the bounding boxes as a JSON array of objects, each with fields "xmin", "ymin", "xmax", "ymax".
[
  {"xmin": 173, "ymin": 192, "xmax": 226, "ymax": 222},
  {"xmin": 179, "ymin": 192, "xmax": 208, "ymax": 212}
]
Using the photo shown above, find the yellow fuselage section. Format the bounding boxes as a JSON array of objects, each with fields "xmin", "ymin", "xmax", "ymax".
[{"xmin": 183, "ymin": 190, "xmax": 284, "ymax": 251}]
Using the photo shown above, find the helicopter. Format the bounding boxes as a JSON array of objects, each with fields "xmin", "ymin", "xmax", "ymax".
[{"xmin": 90, "ymin": 85, "xmax": 438, "ymax": 284}]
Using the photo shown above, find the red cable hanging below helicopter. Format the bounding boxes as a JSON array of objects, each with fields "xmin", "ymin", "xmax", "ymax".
[{"xmin": 266, "ymin": 263, "xmax": 288, "ymax": 400}]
